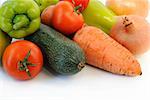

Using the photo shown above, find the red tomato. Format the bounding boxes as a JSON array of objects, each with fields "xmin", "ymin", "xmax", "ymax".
[
  {"xmin": 2, "ymin": 40, "xmax": 43, "ymax": 80},
  {"xmin": 52, "ymin": 1, "xmax": 84, "ymax": 35},
  {"xmin": 60, "ymin": 0, "xmax": 89, "ymax": 12}
]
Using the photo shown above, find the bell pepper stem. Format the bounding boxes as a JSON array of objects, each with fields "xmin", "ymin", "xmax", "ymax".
[
  {"xmin": 13, "ymin": 15, "xmax": 30, "ymax": 30},
  {"xmin": 74, "ymin": 5, "xmax": 82, "ymax": 14}
]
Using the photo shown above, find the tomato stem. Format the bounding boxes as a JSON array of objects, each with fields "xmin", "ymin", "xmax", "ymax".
[{"xmin": 18, "ymin": 50, "xmax": 36, "ymax": 77}]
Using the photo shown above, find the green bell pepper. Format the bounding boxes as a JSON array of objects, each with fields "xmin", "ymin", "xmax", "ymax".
[
  {"xmin": 34, "ymin": 0, "xmax": 59, "ymax": 12},
  {"xmin": 82, "ymin": 0, "xmax": 117, "ymax": 34},
  {"xmin": 0, "ymin": 0, "xmax": 41, "ymax": 39}
]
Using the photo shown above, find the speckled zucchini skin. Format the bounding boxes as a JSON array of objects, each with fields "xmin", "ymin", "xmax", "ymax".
[{"xmin": 25, "ymin": 24, "xmax": 85, "ymax": 75}]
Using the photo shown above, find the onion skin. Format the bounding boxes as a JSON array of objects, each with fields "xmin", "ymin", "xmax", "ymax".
[
  {"xmin": 110, "ymin": 15, "xmax": 150, "ymax": 55},
  {"xmin": 106, "ymin": 0, "xmax": 149, "ymax": 17}
]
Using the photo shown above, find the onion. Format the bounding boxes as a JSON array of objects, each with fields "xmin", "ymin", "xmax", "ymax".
[
  {"xmin": 106, "ymin": 0, "xmax": 149, "ymax": 17},
  {"xmin": 110, "ymin": 15, "xmax": 150, "ymax": 55}
]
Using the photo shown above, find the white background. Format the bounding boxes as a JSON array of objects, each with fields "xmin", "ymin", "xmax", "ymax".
[{"xmin": 0, "ymin": 0, "xmax": 150, "ymax": 100}]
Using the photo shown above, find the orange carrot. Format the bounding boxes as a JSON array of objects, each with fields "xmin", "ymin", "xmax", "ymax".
[
  {"xmin": 41, "ymin": 5, "xmax": 55, "ymax": 26},
  {"xmin": 73, "ymin": 26, "xmax": 142, "ymax": 76}
]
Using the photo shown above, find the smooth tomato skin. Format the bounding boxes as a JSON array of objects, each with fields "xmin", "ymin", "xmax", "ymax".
[
  {"xmin": 52, "ymin": 1, "xmax": 84, "ymax": 35},
  {"xmin": 60, "ymin": 0, "xmax": 89, "ymax": 12},
  {"xmin": 2, "ymin": 40, "xmax": 43, "ymax": 80}
]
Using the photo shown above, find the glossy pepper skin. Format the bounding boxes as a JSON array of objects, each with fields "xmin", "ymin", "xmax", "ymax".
[
  {"xmin": 34, "ymin": 0, "xmax": 59, "ymax": 12},
  {"xmin": 82, "ymin": 0, "xmax": 116, "ymax": 34},
  {"xmin": 52, "ymin": 1, "xmax": 84, "ymax": 35},
  {"xmin": 0, "ymin": 0, "xmax": 40, "ymax": 39}
]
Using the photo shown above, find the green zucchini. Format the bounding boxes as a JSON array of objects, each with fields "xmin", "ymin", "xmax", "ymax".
[{"xmin": 25, "ymin": 24, "xmax": 85, "ymax": 75}]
